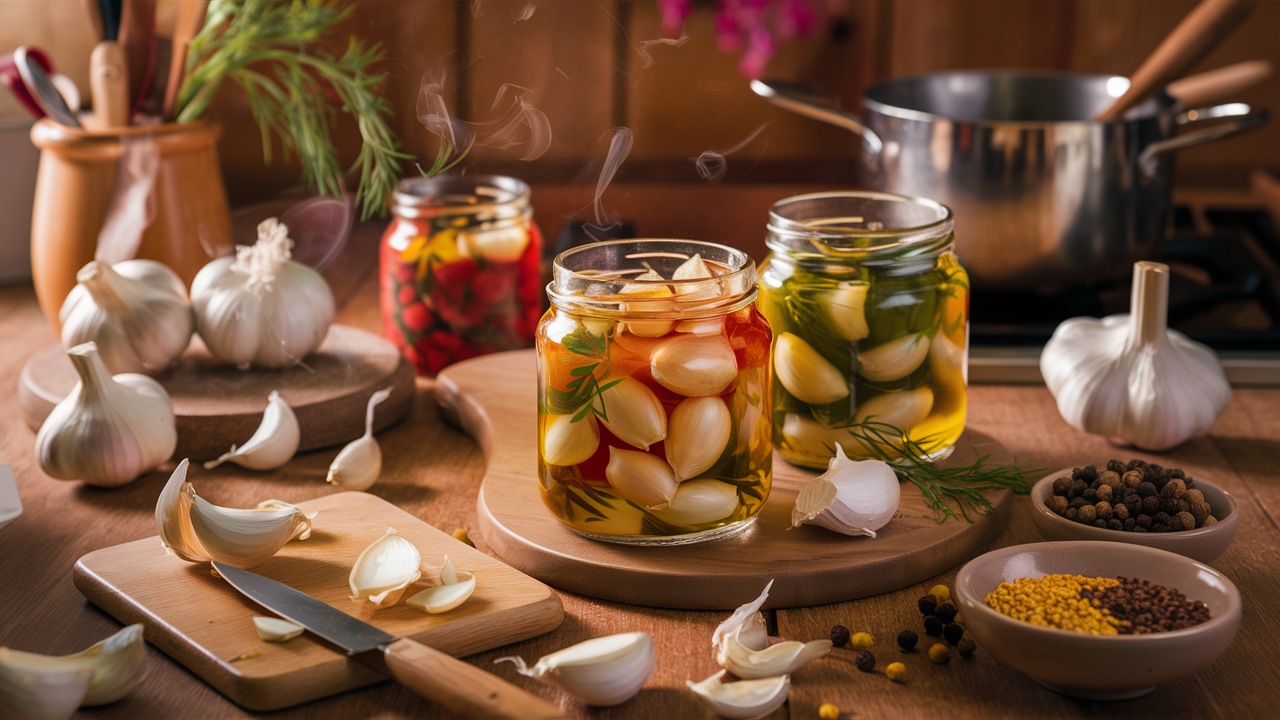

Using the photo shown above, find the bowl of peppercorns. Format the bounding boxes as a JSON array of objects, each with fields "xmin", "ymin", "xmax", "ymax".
[{"xmin": 1030, "ymin": 459, "xmax": 1239, "ymax": 563}]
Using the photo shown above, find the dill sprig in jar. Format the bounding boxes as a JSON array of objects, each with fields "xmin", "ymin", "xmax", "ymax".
[{"xmin": 758, "ymin": 191, "xmax": 968, "ymax": 469}]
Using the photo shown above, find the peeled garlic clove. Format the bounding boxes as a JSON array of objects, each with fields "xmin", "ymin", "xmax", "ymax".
[
  {"xmin": 672, "ymin": 253, "xmax": 720, "ymax": 301},
  {"xmin": 543, "ymin": 413, "xmax": 601, "ymax": 466},
  {"xmin": 204, "ymin": 390, "xmax": 299, "ymax": 471},
  {"xmin": 407, "ymin": 574, "xmax": 476, "ymax": 614},
  {"xmin": 774, "ymin": 333, "xmax": 849, "ymax": 405},
  {"xmin": 440, "ymin": 555, "xmax": 459, "ymax": 585},
  {"xmin": 857, "ymin": 333, "xmax": 931, "ymax": 382},
  {"xmin": 598, "ymin": 378, "xmax": 667, "ymax": 451},
  {"xmin": 253, "ymin": 617, "xmax": 304, "ymax": 642},
  {"xmin": 620, "ymin": 268, "xmax": 676, "ymax": 337},
  {"xmin": 791, "ymin": 443, "xmax": 900, "ymax": 537},
  {"xmin": 0, "ymin": 623, "xmax": 145, "ymax": 717},
  {"xmin": 712, "ymin": 582, "xmax": 831, "ymax": 679},
  {"xmin": 687, "ymin": 670, "xmax": 790, "ymax": 720},
  {"xmin": 653, "ymin": 479, "xmax": 739, "ymax": 526},
  {"xmin": 825, "ymin": 281, "xmax": 870, "ymax": 342},
  {"xmin": 327, "ymin": 387, "xmax": 394, "ymax": 490},
  {"xmin": 852, "ymin": 386, "xmax": 934, "ymax": 430},
  {"xmin": 605, "ymin": 447, "xmax": 679, "ymax": 510},
  {"xmin": 457, "ymin": 224, "xmax": 529, "ymax": 262},
  {"xmin": 494, "ymin": 632, "xmax": 656, "ymax": 707},
  {"xmin": 651, "ymin": 334, "xmax": 738, "ymax": 397},
  {"xmin": 665, "ymin": 396, "xmax": 731, "ymax": 480},
  {"xmin": 349, "ymin": 528, "xmax": 422, "ymax": 608},
  {"xmin": 675, "ymin": 316, "xmax": 725, "ymax": 335},
  {"xmin": 929, "ymin": 331, "xmax": 967, "ymax": 388},
  {"xmin": 781, "ymin": 413, "xmax": 837, "ymax": 459}
]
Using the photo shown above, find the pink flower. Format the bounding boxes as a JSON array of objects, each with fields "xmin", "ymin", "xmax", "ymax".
[
  {"xmin": 666, "ymin": 0, "xmax": 838, "ymax": 79},
  {"xmin": 658, "ymin": 0, "xmax": 694, "ymax": 36}
]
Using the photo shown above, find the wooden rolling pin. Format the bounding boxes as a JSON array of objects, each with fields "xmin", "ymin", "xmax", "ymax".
[{"xmin": 1167, "ymin": 59, "xmax": 1272, "ymax": 108}]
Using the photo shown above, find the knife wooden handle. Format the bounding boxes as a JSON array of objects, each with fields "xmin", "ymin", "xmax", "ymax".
[
  {"xmin": 90, "ymin": 40, "xmax": 130, "ymax": 128},
  {"xmin": 382, "ymin": 638, "xmax": 565, "ymax": 719}
]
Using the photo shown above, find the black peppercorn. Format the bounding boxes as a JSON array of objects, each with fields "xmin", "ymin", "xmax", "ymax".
[
  {"xmin": 1069, "ymin": 497, "xmax": 1087, "ymax": 509},
  {"xmin": 1113, "ymin": 503, "xmax": 1129, "ymax": 521},
  {"xmin": 1125, "ymin": 498, "xmax": 1142, "ymax": 516},
  {"xmin": 830, "ymin": 625, "xmax": 850, "ymax": 648},
  {"xmin": 855, "ymin": 650, "xmax": 875, "ymax": 672},
  {"xmin": 1108, "ymin": 519, "xmax": 1124, "ymax": 531},
  {"xmin": 943, "ymin": 623, "xmax": 964, "ymax": 645},
  {"xmin": 1094, "ymin": 519, "xmax": 1108, "ymax": 528},
  {"xmin": 1148, "ymin": 463, "xmax": 1164, "ymax": 477},
  {"xmin": 1137, "ymin": 482, "xmax": 1157, "ymax": 498},
  {"xmin": 1089, "ymin": 478, "xmax": 1103, "ymax": 490},
  {"xmin": 1083, "ymin": 487, "xmax": 1097, "ymax": 501},
  {"xmin": 1064, "ymin": 507, "xmax": 1079, "ymax": 521},
  {"xmin": 1161, "ymin": 478, "xmax": 1186, "ymax": 499},
  {"xmin": 1136, "ymin": 515, "xmax": 1153, "ymax": 530},
  {"xmin": 1168, "ymin": 515, "xmax": 1184, "ymax": 532},
  {"xmin": 1096, "ymin": 484, "xmax": 1114, "ymax": 503},
  {"xmin": 1121, "ymin": 470, "xmax": 1143, "ymax": 489},
  {"xmin": 1159, "ymin": 497, "xmax": 1179, "ymax": 514},
  {"xmin": 1052, "ymin": 476, "xmax": 1072, "ymax": 496},
  {"xmin": 1142, "ymin": 496, "xmax": 1161, "ymax": 514},
  {"xmin": 1107, "ymin": 459, "xmax": 1126, "ymax": 473},
  {"xmin": 924, "ymin": 616, "xmax": 944, "ymax": 636},
  {"xmin": 1070, "ymin": 479, "xmax": 1088, "ymax": 498},
  {"xmin": 1155, "ymin": 511, "xmax": 1172, "ymax": 527},
  {"xmin": 957, "ymin": 637, "xmax": 976, "ymax": 657},
  {"xmin": 934, "ymin": 603, "xmax": 958, "ymax": 624},
  {"xmin": 918, "ymin": 595, "xmax": 938, "ymax": 616},
  {"xmin": 1152, "ymin": 523, "xmax": 1169, "ymax": 533},
  {"xmin": 1100, "ymin": 470, "xmax": 1123, "ymax": 488},
  {"xmin": 1077, "ymin": 505, "xmax": 1097, "ymax": 524},
  {"xmin": 1046, "ymin": 496, "xmax": 1068, "ymax": 515},
  {"xmin": 1133, "ymin": 525, "xmax": 1148, "ymax": 533},
  {"xmin": 1123, "ymin": 517, "xmax": 1136, "ymax": 531},
  {"xmin": 1095, "ymin": 501, "xmax": 1113, "ymax": 520},
  {"xmin": 1127, "ymin": 459, "xmax": 1146, "ymax": 470},
  {"xmin": 1177, "ymin": 499, "xmax": 1190, "ymax": 514},
  {"xmin": 1080, "ymin": 465, "xmax": 1099, "ymax": 482},
  {"xmin": 1170, "ymin": 468, "xmax": 1185, "ymax": 480},
  {"xmin": 897, "ymin": 630, "xmax": 918, "ymax": 651}
]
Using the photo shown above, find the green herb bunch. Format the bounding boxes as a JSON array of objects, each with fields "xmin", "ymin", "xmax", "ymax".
[{"xmin": 176, "ymin": 0, "xmax": 410, "ymax": 219}]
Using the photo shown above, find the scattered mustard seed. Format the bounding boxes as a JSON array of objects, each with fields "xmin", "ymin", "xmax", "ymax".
[
  {"xmin": 819, "ymin": 702, "xmax": 840, "ymax": 720},
  {"xmin": 929, "ymin": 584, "xmax": 951, "ymax": 605},
  {"xmin": 928, "ymin": 643, "xmax": 950, "ymax": 664},
  {"xmin": 886, "ymin": 662, "xmax": 907, "ymax": 682},
  {"xmin": 850, "ymin": 632, "xmax": 873, "ymax": 650}
]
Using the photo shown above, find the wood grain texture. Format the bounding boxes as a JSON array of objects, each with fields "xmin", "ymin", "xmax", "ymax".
[{"xmin": 73, "ymin": 492, "xmax": 564, "ymax": 711}]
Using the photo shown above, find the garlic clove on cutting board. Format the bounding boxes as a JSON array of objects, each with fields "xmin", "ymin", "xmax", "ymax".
[
  {"xmin": 326, "ymin": 386, "xmax": 394, "ymax": 491},
  {"xmin": 713, "ymin": 581, "xmax": 831, "ymax": 679},
  {"xmin": 791, "ymin": 443, "xmax": 900, "ymax": 537},
  {"xmin": 494, "ymin": 632, "xmax": 656, "ymax": 707},
  {"xmin": 0, "ymin": 623, "xmax": 145, "ymax": 718},
  {"xmin": 406, "ymin": 556, "xmax": 476, "ymax": 614},
  {"xmin": 349, "ymin": 528, "xmax": 422, "ymax": 608},
  {"xmin": 204, "ymin": 390, "xmax": 299, "ymax": 471},
  {"xmin": 687, "ymin": 670, "xmax": 790, "ymax": 720},
  {"xmin": 253, "ymin": 617, "xmax": 304, "ymax": 643}
]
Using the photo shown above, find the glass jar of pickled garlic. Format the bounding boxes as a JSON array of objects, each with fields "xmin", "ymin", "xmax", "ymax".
[
  {"xmin": 538, "ymin": 240, "xmax": 772, "ymax": 545},
  {"xmin": 757, "ymin": 191, "xmax": 968, "ymax": 469},
  {"xmin": 381, "ymin": 174, "xmax": 544, "ymax": 376}
]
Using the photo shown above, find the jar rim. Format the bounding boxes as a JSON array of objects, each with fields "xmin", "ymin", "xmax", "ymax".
[
  {"xmin": 767, "ymin": 190, "xmax": 954, "ymax": 256},
  {"xmin": 392, "ymin": 173, "xmax": 530, "ymax": 218}
]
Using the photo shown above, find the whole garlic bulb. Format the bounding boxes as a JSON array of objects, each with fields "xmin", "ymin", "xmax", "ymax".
[
  {"xmin": 36, "ymin": 342, "xmax": 176, "ymax": 487},
  {"xmin": 791, "ymin": 443, "xmax": 900, "ymax": 537},
  {"xmin": 1040, "ymin": 262, "xmax": 1231, "ymax": 451},
  {"xmin": 192, "ymin": 218, "xmax": 335, "ymax": 368},
  {"xmin": 59, "ymin": 259, "xmax": 194, "ymax": 375}
]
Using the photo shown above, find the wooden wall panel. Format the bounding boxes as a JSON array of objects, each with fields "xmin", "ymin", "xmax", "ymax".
[{"xmin": 887, "ymin": 0, "xmax": 1076, "ymax": 76}]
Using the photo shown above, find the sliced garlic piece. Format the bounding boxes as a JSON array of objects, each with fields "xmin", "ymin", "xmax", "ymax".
[
  {"xmin": 349, "ymin": 528, "xmax": 422, "ymax": 608},
  {"xmin": 653, "ymin": 479, "xmax": 739, "ymax": 526},
  {"xmin": 326, "ymin": 386, "xmax": 394, "ymax": 491},
  {"xmin": 606, "ymin": 447, "xmax": 679, "ymax": 510},
  {"xmin": 713, "ymin": 582, "xmax": 830, "ymax": 679},
  {"xmin": 774, "ymin": 333, "xmax": 849, "ymax": 405},
  {"xmin": 494, "ymin": 632, "xmax": 656, "ymax": 707},
  {"xmin": 687, "ymin": 670, "xmax": 790, "ymax": 720},
  {"xmin": 598, "ymin": 378, "xmax": 667, "ymax": 451},
  {"xmin": 781, "ymin": 413, "xmax": 837, "ymax": 459},
  {"xmin": 791, "ymin": 443, "xmax": 900, "ymax": 537},
  {"xmin": 204, "ymin": 390, "xmax": 299, "ymax": 470},
  {"xmin": 542, "ymin": 413, "xmax": 600, "ymax": 466},
  {"xmin": 619, "ymin": 268, "xmax": 676, "ymax": 337},
  {"xmin": 0, "ymin": 623, "xmax": 145, "ymax": 718},
  {"xmin": 253, "ymin": 617, "xmax": 304, "ymax": 642},
  {"xmin": 665, "ymin": 396, "xmax": 731, "ymax": 481},
  {"xmin": 825, "ymin": 281, "xmax": 870, "ymax": 342},
  {"xmin": 651, "ymin": 334, "xmax": 738, "ymax": 397},
  {"xmin": 406, "ymin": 568, "xmax": 476, "ymax": 614},
  {"xmin": 852, "ymin": 386, "xmax": 934, "ymax": 430},
  {"xmin": 857, "ymin": 333, "xmax": 930, "ymax": 382}
]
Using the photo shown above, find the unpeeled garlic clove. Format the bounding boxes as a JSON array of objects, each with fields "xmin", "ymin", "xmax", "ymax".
[
  {"xmin": 406, "ymin": 557, "xmax": 476, "ymax": 614},
  {"xmin": 494, "ymin": 632, "xmax": 656, "ymax": 707},
  {"xmin": 687, "ymin": 670, "xmax": 790, "ymax": 720},
  {"xmin": 791, "ymin": 443, "xmax": 900, "ymax": 537},
  {"xmin": 542, "ymin": 413, "xmax": 600, "ymax": 466},
  {"xmin": 326, "ymin": 386, "xmax": 394, "ymax": 491},
  {"xmin": 857, "ymin": 333, "xmax": 931, "ymax": 382},
  {"xmin": 605, "ymin": 447, "xmax": 679, "ymax": 510},
  {"xmin": 653, "ymin": 479, "xmax": 739, "ymax": 526},
  {"xmin": 774, "ymin": 333, "xmax": 849, "ymax": 405},
  {"xmin": 0, "ymin": 623, "xmax": 145, "ymax": 718},
  {"xmin": 824, "ymin": 282, "xmax": 870, "ymax": 342},
  {"xmin": 253, "ymin": 617, "xmax": 304, "ymax": 642},
  {"xmin": 204, "ymin": 390, "xmax": 299, "ymax": 470},
  {"xmin": 852, "ymin": 386, "xmax": 934, "ymax": 430},
  {"xmin": 349, "ymin": 528, "xmax": 422, "ymax": 608},
  {"xmin": 665, "ymin": 396, "xmax": 731, "ymax": 481},
  {"xmin": 713, "ymin": 582, "xmax": 830, "ymax": 679},
  {"xmin": 598, "ymin": 378, "xmax": 667, "ymax": 451},
  {"xmin": 651, "ymin": 334, "xmax": 738, "ymax": 397}
]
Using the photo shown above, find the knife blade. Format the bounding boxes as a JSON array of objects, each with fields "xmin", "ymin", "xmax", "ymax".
[{"xmin": 212, "ymin": 562, "xmax": 563, "ymax": 719}]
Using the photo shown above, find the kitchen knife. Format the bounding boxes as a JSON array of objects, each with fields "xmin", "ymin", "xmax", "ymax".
[
  {"xmin": 210, "ymin": 562, "xmax": 564, "ymax": 719},
  {"xmin": 14, "ymin": 47, "xmax": 82, "ymax": 128}
]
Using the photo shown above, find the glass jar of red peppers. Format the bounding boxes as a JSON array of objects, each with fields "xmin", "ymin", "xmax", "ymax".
[{"xmin": 381, "ymin": 175, "xmax": 543, "ymax": 375}]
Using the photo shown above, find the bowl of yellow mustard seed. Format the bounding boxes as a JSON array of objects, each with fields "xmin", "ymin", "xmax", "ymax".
[{"xmin": 954, "ymin": 541, "xmax": 1241, "ymax": 700}]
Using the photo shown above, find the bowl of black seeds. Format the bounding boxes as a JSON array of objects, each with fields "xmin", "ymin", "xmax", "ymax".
[{"xmin": 1030, "ymin": 459, "xmax": 1239, "ymax": 563}]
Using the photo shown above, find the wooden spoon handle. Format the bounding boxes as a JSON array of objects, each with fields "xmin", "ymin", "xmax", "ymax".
[
  {"xmin": 1167, "ymin": 59, "xmax": 1272, "ymax": 108},
  {"xmin": 382, "ymin": 638, "xmax": 565, "ymax": 719},
  {"xmin": 90, "ymin": 40, "xmax": 130, "ymax": 128},
  {"xmin": 1096, "ymin": 0, "xmax": 1256, "ymax": 121}
]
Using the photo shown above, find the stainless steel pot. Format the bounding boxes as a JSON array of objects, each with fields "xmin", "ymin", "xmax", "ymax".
[{"xmin": 753, "ymin": 72, "xmax": 1269, "ymax": 290}]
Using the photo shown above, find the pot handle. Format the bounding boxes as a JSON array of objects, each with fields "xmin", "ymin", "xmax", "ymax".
[
  {"xmin": 750, "ymin": 79, "xmax": 883, "ymax": 155},
  {"xmin": 1139, "ymin": 102, "xmax": 1270, "ymax": 177}
]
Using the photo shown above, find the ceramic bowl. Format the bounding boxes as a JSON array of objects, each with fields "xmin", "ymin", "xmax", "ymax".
[
  {"xmin": 1030, "ymin": 469, "xmax": 1239, "ymax": 563},
  {"xmin": 0, "ymin": 464, "xmax": 21, "ymax": 531},
  {"xmin": 955, "ymin": 541, "xmax": 1241, "ymax": 700}
]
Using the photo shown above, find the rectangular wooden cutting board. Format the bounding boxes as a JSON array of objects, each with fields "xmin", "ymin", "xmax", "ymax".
[{"xmin": 73, "ymin": 492, "xmax": 564, "ymax": 711}]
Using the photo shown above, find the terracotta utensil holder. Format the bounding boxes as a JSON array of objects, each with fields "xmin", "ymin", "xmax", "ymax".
[{"xmin": 29, "ymin": 118, "xmax": 233, "ymax": 331}]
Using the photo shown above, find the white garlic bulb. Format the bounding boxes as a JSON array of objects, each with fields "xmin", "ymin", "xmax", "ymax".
[
  {"xmin": 712, "ymin": 581, "xmax": 830, "ymax": 678},
  {"xmin": 0, "ymin": 624, "xmax": 145, "ymax": 719},
  {"xmin": 494, "ymin": 632, "xmax": 656, "ymax": 707},
  {"xmin": 1040, "ymin": 262, "xmax": 1231, "ymax": 451},
  {"xmin": 192, "ymin": 218, "xmax": 335, "ymax": 369},
  {"xmin": 36, "ymin": 342, "xmax": 176, "ymax": 487},
  {"xmin": 204, "ymin": 391, "xmax": 299, "ymax": 471},
  {"xmin": 326, "ymin": 387, "xmax": 394, "ymax": 490},
  {"xmin": 791, "ymin": 443, "xmax": 900, "ymax": 537},
  {"xmin": 60, "ymin": 260, "xmax": 194, "ymax": 375}
]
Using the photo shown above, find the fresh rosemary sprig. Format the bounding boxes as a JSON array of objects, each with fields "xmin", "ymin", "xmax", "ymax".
[{"xmin": 176, "ymin": 0, "xmax": 411, "ymax": 220}]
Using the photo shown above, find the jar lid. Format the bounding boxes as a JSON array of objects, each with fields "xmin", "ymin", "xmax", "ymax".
[
  {"xmin": 391, "ymin": 173, "xmax": 530, "ymax": 219},
  {"xmin": 767, "ymin": 191, "xmax": 953, "ymax": 259}
]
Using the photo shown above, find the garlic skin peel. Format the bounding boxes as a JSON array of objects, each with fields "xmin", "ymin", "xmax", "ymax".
[
  {"xmin": 665, "ymin": 396, "xmax": 731, "ymax": 480},
  {"xmin": 0, "ymin": 623, "xmax": 145, "ymax": 718},
  {"xmin": 606, "ymin": 447, "xmax": 679, "ymax": 510},
  {"xmin": 204, "ymin": 391, "xmax": 299, "ymax": 470},
  {"xmin": 191, "ymin": 218, "xmax": 335, "ymax": 368},
  {"xmin": 774, "ymin": 332, "xmax": 849, "ymax": 405},
  {"xmin": 791, "ymin": 443, "xmax": 900, "ymax": 537},
  {"xmin": 494, "ymin": 632, "xmax": 656, "ymax": 707},
  {"xmin": 1041, "ymin": 262, "xmax": 1231, "ymax": 451},
  {"xmin": 253, "ymin": 617, "xmax": 304, "ymax": 642},
  {"xmin": 349, "ymin": 528, "xmax": 422, "ymax": 608},
  {"xmin": 687, "ymin": 670, "xmax": 790, "ymax": 720},
  {"xmin": 36, "ymin": 342, "xmax": 176, "ymax": 487},
  {"xmin": 407, "ymin": 556, "xmax": 476, "ymax": 614},
  {"xmin": 713, "ymin": 581, "xmax": 831, "ymax": 679},
  {"xmin": 60, "ymin": 259, "xmax": 194, "ymax": 375},
  {"xmin": 598, "ymin": 378, "xmax": 667, "ymax": 451},
  {"xmin": 156, "ymin": 459, "xmax": 314, "ymax": 568},
  {"xmin": 326, "ymin": 387, "xmax": 394, "ymax": 490}
]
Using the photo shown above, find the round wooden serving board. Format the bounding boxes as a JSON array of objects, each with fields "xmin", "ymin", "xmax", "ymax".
[
  {"xmin": 436, "ymin": 350, "xmax": 1013, "ymax": 610},
  {"xmin": 19, "ymin": 325, "xmax": 415, "ymax": 462}
]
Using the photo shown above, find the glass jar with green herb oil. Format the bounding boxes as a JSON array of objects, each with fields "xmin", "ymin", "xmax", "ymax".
[{"xmin": 758, "ymin": 192, "xmax": 967, "ymax": 469}]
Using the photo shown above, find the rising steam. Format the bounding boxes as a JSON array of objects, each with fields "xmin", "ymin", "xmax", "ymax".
[
  {"xmin": 514, "ymin": 2, "xmax": 536, "ymax": 21},
  {"xmin": 694, "ymin": 122, "xmax": 770, "ymax": 184},
  {"xmin": 636, "ymin": 35, "xmax": 690, "ymax": 69},
  {"xmin": 416, "ymin": 71, "xmax": 552, "ymax": 167},
  {"xmin": 594, "ymin": 127, "xmax": 633, "ymax": 226}
]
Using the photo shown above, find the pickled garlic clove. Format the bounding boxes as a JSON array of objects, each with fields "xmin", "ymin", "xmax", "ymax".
[
  {"xmin": 619, "ymin": 268, "xmax": 676, "ymax": 337},
  {"xmin": 857, "ymin": 333, "xmax": 931, "ymax": 382},
  {"xmin": 852, "ymin": 386, "xmax": 934, "ymax": 432},
  {"xmin": 653, "ymin": 479, "xmax": 739, "ymax": 526},
  {"xmin": 543, "ymin": 413, "xmax": 600, "ymax": 466},
  {"xmin": 774, "ymin": 333, "xmax": 849, "ymax": 405},
  {"xmin": 598, "ymin": 378, "xmax": 667, "ymax": 451},
  {"xmin": 651, "ymin": 334, "xmax": 737, "ymax": 397},
  {"xmin": 790, "ymin": 443, "xmax": 900, "ymax": 537},
  {"xmin": 929, "ymin": 331, "xmax": 967, "ymax": 388},
  {"xmin": 674, "ymin": 317, "xmax": 725, "ymax": 335},
  {"xmin": 824, "ymin": 281, "xmax": 870, "ymax": 342},
  {"xmin": 348, "ymin": 528, "xmax": 422, "ymax": 608},
  {"xmin": 672, "ymin": 253, "xmax": 721, "ymax": 301},
  {"xmin": 687, "ymin": 670, "xmax": 790, "ymax": 720},
  {"xmin": 781, "ymin": 413, "xmax": 838, "ymax": 459},
  {"xmin": 665, "ymin": 396, "xmax": 731, "ymax": 480},
  {"xmin": 457, "ymin": 224, "xmax": 529, "ymax": 262},
  {"xmin": 605, "ymin": 447, "xmax": 679, "ymax": 510}
]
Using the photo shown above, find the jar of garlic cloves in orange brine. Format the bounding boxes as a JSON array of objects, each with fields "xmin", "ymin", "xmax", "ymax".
[{"xmin": 538, "ymin": 240, "xmax": 772, "ymax": 545}]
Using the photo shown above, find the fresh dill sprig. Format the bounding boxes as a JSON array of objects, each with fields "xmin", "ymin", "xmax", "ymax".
[{"xmin": 176, "ymin": 0, "xmax": 411, "ymax": 220}]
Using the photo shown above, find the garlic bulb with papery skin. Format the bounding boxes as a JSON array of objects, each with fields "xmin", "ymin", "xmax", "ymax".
[
  {"xmin": 349, "ymin": 528, "xmax": 422, "ymax": 608},
  {"xmin": 665, "ymin": 396, "xmax": 731, "ymax": 480},
  {"xmin": 543, "ymin": 413, "xmax": 600, "ymax": 466},
  {"xmin": 60, "ymin": 260, "xmax": 194, "ymax": 375},
  {"xmin": 36, "ymin": 342, "xmax": 176, "ymax": 487},
  {"xmin": 1041, "ymin": 262, "xmax": 1231, "ymax": 451},
  {"xmin": 192, "ymin": 218, "xmax": 335, "ymax": 369},
  {"xmin": 653, "ymin": 479, "xmax": 739, "ymax": 526},
  {"xmin": 605, "ymin": 447, "xmax": 679, "ymax": 510},
  {"xmin": 774, "ymin": 332, "xmax": 849, "ymax": 405},
  {"xmin": 688, "ymin": 670, "xmax": 790, "ymax": 720},
  {"xmin": 825, "ymin": 281, "xmax": 869, "ymax": 342},
  {"xmin": 326, "ymin": 387, "xmax": 394, "ymax": 490},
  {"xmin": 156, "ymin": 459, "xmax": 314, "ymax": 569},
  {"xmin": 599, "ymin": 378, "xmax": 667, "ymax": 451},
  {"xmin": 204, "ymin": 391, "xmax": 299, "ymax": 470},
  {"xmin": 713, "ymin": 581, "xmax": 830, "ymax": 678},
  {"xmin": 651, "ymin": 334, "xmax": 738, "ymax": 397},
  {"xmin": 494, "ymin": 632, "xmax": 656, "ymax": 707},
  {"xmin": 858, "ymin": 333, "xmax": 930, "ymax": 382},
  {"xmin": 791, "ymin": 443, "xmax": 899, "ymax": 537},
  {"xmin": 0, "ymin": 624, "xmax": 145, "ymax": 718}
]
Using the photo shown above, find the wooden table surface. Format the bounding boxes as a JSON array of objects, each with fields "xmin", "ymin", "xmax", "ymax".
[{"xmin": 3, "ymin": 224, "xmax": 1280, "ymax": 719}]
